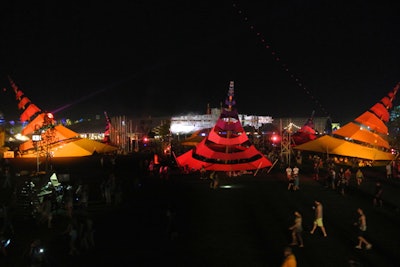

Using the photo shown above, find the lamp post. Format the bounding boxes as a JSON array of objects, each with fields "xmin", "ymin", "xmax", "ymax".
[{"xmin": 32, "ymin": 133, "xmax": 42, "ymax": 173}]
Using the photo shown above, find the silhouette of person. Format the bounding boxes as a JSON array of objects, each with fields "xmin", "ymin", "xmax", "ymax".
[
  {"xmin": 289, "ymin": 211, "xmax": 304, "ymax": 247},
  {"xmin": 354, "ymin": 208, "xmax": 372, "ymax": 250}
]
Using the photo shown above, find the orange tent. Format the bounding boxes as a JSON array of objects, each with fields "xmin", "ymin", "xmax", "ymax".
[
  {"xmin": 180, "ymin": 129, "xmax": 209, "ymax": 146},
  {"xmin": 293, "ymin": 135, "xmax": 394, "ymax": 161},
  {"xmin": 294, "ymin": 83, "xmax": 399, "ymax": 162},
  {"xmin": 20, "ymin": 137, "xmax": 118, "ymax": 158},
  {"xmin": 9, "ymin": 77, "xmax": 118, "ymax": 158}
]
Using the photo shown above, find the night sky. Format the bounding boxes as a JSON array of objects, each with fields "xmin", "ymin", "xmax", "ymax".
[{"xmin": 0, "ymin": 1, "xmax": 399, "ymax": 123}]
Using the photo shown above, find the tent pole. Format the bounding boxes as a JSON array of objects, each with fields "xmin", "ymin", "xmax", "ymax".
[
  {"xmin": 253, "ymin": 162, "xmax": 263, "ymax": 176},
  {"xmin": 172, "ymin": 151, "xmax": 179, "ymax": 167},
  {"xmin": 267, "ymin": 158, "xmax": 279, "ymax": 174}
]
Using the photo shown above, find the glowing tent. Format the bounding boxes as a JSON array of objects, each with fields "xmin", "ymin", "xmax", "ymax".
[
  {"xmin": 291, "ymin": 111, "xmax": 318, "ymax": 145},
  {"xmin": 293, "ymin": 135, "xmax": 394, "ymax": 161},
  {"xmin": 9, "ymin": 77, "xmax": 118, "ymax": 158},
  {"xmin": 294, "ymin": 83, "xmax": 399, "ymax": 162},
  {"xmin": 19, "ymin": 138, "xmax": 118, "ymax": 158},
  {"xmin": 176, "ymin": 81, "xmax": 272, "ymax": 171},
  {"xmin": 180, "ymin": 129, "xmax": 209, "ymax": 147}
]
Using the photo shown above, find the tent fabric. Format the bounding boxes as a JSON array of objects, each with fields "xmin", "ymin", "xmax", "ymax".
[
  {"xmin": 10, "ymin": 77, "xmax": 119, "ymax": 158},
  {"xmin": 207, "ymin": 128, "xmax": 249, "ymax": 145},
  {"xmin": 53, "ymin": 125, "xmax": 81, "ymax": 139},
  {"xmin": 370, "ymin": 103, "xmax": 390, "ymax": 122},
  {"xmin": 180, "ymin": 129, "xmax": 208, "ymax": 146},
  {"xmin": 192, "ymin": 138, "xmax": 264, "ymax": 161},
  {"xmin": 20, "ymin": 125, "xmax": 81, "ymax": 152},
  {"xmin": 176, "ymin": 81, "xmax": 272, "ymax": 171},
  {"xmin": 20, "ymin": 104, "xmax": 41, "ymax": 123},
  {"xmin": 291, "ymin": 114, "xmax": 318, "ymax": 145},
  {"xmin": 20, "ymin": 138, "xmax": 118, "ymax": 158},
  {"xmin": 354, "ymin": 112, "xmax": 388, "ymax": 134},
  {"xmin": 19, "ymin": 122, "xmax": 117, "ymax": 158},
  {"xmin": 333, "ymin": 122, "xmax": 390, "ymax": 149},
  {"xmin": 293, "ymin": 135, "xmax": 394, "ymax": 161},
  {"xmin": 19, "ymin": 125, "xmax": 118, "ymax": 158},
  {"xmin": 176, "ymin": 149, "xmax": 270, "ymax": 171},
  {"xmin": 50, "ymin": 138, "xmax": 118, "ymax": 157},
  {"xmin": 21, "ymin": 113, "xmax": 46, "ymax": 135},
  {"xmin": 294, "ymin": 83, "xmax": 399, "ymax": 161}
]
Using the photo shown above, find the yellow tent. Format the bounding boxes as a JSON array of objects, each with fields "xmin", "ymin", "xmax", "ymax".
[
  {"xmin": 293, "ymin": 135, "xmax": 394, "ymax": 161},
  {"xmin": 20, "ymin": 137, "xmax": 118, "ymax": 158},
  {"xmin": 294, "ymin": 83, "xmax": 399, "ymax": 162},
  {"xmin": 333, "ymin": 122, "xmax": 389, "ymax": 149}
]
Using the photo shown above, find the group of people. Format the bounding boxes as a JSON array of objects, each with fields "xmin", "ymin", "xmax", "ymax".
[
  {"xmin": 285, "ymin": 165, "xmax": 300, "ymax": 191},
  {"xmin": 282, "ymin": 201, "xmax": 373, "ymax": 267},
  {"xmin": 287, "ymin": 200, "xmax": 327, "ymax": 250}
]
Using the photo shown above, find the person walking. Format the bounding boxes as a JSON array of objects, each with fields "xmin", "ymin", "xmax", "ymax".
[
  {"xmin": 353, "ymin": 208, "xmax": 372, "ymax": 250},
  {"xmin": 209, "ymin": 171, "xmax": 219, "ymax": 189},
  {"xmin": 310, "ymin": 200, "xmax": 328, "ymax": 237},
  {"xmin": 281, "ymin": 246, "xmax": 297, "ymax": 267},
  {"xmin": 289, "ymin": 211, "xmax": 304, "ymax": 247}
]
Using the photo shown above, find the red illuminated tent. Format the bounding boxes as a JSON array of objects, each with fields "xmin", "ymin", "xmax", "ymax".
[
  {"xmin": 291, "ymin": 111, "xmax": 318, "ymax": 145},
  {"xmin": 176, "ymin": 81, "xmax": 272, "ymax": 171}
]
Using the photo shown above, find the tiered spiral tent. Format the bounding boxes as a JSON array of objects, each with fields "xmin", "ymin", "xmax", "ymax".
[
  {"xmin": 293, "ymin": 83, "xmax": 399, "ymax": 163},
  {"xmin": 176, "ymin": 81, "xmax": 272, "ymax": 172},
  {"xmin": 9, "ymin": 77, "xmax": 118, "ymax": 158}
]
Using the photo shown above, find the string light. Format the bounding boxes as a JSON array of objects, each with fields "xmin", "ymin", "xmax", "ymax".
[{"xmin": 232, "ymin": 3, "xmax": 329, "ymax": 117}]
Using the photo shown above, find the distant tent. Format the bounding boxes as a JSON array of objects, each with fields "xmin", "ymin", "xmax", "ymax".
[
  {"xmin": 294, "ymin": 83, "xmax": 399, "ymax": 162},
  {"xmin": 176, "ymin": 81, "xmax": 272, "ymax": 171},
  {"xmin": 291, "ymin": 111, "xmax": 318, "ymax": 145},
  {"xmin": 180, "ymin": 129, "xmax": 210, "ymax": 147}
]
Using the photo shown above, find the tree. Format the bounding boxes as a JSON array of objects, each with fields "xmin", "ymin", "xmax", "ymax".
[{"xmin": 388, "ymin": 106, "xmax": 400, "ymax": 150}]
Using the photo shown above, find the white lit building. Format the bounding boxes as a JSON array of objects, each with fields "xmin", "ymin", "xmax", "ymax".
[{"xmin": 170, "ymin": 108, "xmax": 274, "ymax": 134}]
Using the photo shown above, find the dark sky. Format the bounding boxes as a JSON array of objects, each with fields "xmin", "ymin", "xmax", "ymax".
[{"xmin": 0, "ymin": 1, "xmax": 399, "ymax": 123}]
